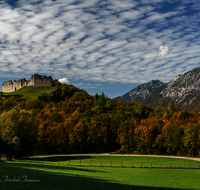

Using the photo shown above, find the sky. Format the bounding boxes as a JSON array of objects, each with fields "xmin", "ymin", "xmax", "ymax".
[{"xmin": 0, "ymin": 0, "xmax": 200, "ymax": 98}]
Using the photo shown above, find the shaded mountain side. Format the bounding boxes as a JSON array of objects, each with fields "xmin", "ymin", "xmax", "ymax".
[
  {"xmin": 114, "ymin": 80, "xmax": 165, "ymax": 103},
  {"xmin": 114, "ymin": 91, "xmax": 131, "ymax": 102},
  {"xmin": 142, "ymin": 84, "xmax": 168, "ymax": 106}
]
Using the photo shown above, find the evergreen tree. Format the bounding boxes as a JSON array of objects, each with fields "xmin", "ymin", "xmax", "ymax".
[
  {"xmin": 168, "ymin": 99, "xmax": 178, "ymax": 113},
  {"xmin": 97, "ymin": 92, "xmax": 107, "ymax": 113}
]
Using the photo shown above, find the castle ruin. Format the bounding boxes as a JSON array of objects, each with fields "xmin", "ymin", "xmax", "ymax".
[{"xmin": 2, "ymin": 74, "xmax": 53, "ymax": 92}]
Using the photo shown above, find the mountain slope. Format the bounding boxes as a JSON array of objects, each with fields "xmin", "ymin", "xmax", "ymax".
[
  {"xmin": 161, "ymin": 67, "xmax": 200, "ymax": 111},
  {"xmin": 114, "ymin": 80, "xmax": 166, "ymax": 103},
  {"xmin": 114, "ymin": 66, "xmax": 200, "ymax": 111}
]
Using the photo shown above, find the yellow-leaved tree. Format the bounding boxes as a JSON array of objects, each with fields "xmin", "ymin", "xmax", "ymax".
[{"xmin": 0, "ymin": 108, "xmax": 37, "ymax": 157}]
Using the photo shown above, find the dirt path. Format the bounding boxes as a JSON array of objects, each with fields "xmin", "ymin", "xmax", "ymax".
[
  {"xmin": 109, "ymin": 154, "xmax": 200, "ymax": 161},
  {"xmin": 31, "ymin": 153, "xmax": 200, "ymax": 161}
]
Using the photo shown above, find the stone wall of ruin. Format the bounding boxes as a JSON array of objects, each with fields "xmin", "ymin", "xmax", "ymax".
[
  {"xmin": 2, "ymin": 80, "xmax": 14, "ymax": 92},
  {"xmin": 32, "ymin": 74, "xmax": 53, "ymax": 87}
]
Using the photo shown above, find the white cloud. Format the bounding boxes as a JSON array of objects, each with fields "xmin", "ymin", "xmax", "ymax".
[
  {"xmin": 158, "ymin": 45, "xmax": 169, "ymax": 57},
  {"xmin": 58, "ymin": 78, "xmax": 70, "ymax": 84},
  {"xmin": 0, "ymin": 0, "xmax": 200, "ymax": 87}
]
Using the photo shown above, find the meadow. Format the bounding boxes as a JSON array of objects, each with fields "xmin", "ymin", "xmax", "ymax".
[
  {"xmin": 0, "ymin": 86, "xmax": 55, "ymax": 100},
  {"xmin": 0, "ymin": 155, "xmax": 200, "ymax": 190},
  {"xmin": 28, "ymin": 155, "xmax": 200, "ymax": 169}
]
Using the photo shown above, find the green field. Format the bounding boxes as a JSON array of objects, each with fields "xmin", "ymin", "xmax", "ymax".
[
  {"xmin": 0, "ymin": 86, "xmax": 55, "ymax": 100},
  {"xmin": 27, "ymin": 155, "xmax": 200, "ymax": 169},
  {"xmin": 1, "ymin": 155, "xmax": 200, "ymax": 190}
]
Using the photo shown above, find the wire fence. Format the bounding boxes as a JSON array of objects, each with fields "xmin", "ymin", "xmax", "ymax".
[
  {"xmin": 12, "ymin": 158, "xmax": 200, "ymax": 169},
  {"xmin": 0, "ymin": 153, "xmax": 15, "ymax": 160},
  {"xmin": 1, "ymin": 153, "xmax": 199, "ymax": 169}
]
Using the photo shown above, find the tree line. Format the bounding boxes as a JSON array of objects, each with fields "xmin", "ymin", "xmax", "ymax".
[{"xmin": 0, "ymin": 80, "xmax": 200, "ymax": 157}]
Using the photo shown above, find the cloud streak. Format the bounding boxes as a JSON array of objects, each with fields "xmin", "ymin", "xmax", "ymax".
[{"xmin": 0, "ymin": 0, "xmax": 200, "ymax": 88}]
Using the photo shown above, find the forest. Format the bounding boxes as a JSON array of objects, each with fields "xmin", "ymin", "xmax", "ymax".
[{"xmin": 0, "ymin": 80, "xmax": 200, "ymax": 157}]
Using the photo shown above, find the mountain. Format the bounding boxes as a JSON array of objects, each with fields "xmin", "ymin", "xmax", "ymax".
[
  {"xmin": 114, "ymin": 80, "xmax": 165, "ymax": 102},
  {"xmin": 114, "ymin": 67, "xmax": 200, "ymax": 111}
]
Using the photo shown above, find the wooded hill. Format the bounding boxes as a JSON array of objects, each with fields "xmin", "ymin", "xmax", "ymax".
[{"xmin": 0, "ymin": 80, "xmax": 200, "ymax": 157}]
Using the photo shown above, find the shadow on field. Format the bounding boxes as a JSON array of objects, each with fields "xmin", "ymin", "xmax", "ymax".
[
  {"xmin": 0, "ymin": 161, "xmax": 194, "ymax": 190},
  {"xmin": 8, "ymin": 162, "xmax": 107, "ymax": 173},
  {"xmin": 28, "ymin": 156, "xmax": 95, "ymax": 162},
  {"xmin": 1, "ymin": 94, "xmax": 22, "ymax": 99}
]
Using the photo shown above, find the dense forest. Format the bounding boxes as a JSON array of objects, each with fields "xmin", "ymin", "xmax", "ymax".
[{"xmin": 0, "ymin": 80, "xmax": 200, "ymax": 157}]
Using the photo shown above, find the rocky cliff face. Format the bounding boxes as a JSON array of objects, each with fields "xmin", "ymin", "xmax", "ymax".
[
  {"xmin": 114, "ymin": 67, "xmax": 200, "ymax": 111},
  {"xmin": 160, "ymin": 67, "xmax": 200, "ymax": 105}
]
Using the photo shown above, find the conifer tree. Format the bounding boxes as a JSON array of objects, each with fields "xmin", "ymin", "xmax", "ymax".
[
  {"xmin": 97, "ymin": 92, "xmax": 107, "ymax": 113},
  {"xmin": 168, "ymin": 99, "xmax": 177, "ymax": 113}
]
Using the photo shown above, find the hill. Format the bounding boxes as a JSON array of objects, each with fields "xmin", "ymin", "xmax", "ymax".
[
  {"xmin": 0, "ymin": 81, "xmax": 200, "ymax": 157},
  {"xmin": 0, "ymin": 86, "xmax": 55, "ymax": 100}
]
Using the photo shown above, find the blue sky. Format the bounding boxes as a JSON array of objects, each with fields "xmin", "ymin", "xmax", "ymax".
[{"xmin": 0, "ymin": 0, "xmax": 200, "ymax": 98}]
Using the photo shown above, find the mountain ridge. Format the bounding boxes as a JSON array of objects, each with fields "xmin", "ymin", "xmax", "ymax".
[{"xmin": 114, "ymin": 66, "xmax": 200, "ymax": 111}]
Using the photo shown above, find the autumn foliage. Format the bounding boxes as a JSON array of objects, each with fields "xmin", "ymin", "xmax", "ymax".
[{"xmin": 0, "ymin": 82, "xmax": 200, "ymax": 157}]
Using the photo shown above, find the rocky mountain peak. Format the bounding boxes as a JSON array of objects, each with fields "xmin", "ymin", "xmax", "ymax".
[
  {"xmin": 128, "ymin": 79, "xmax": 164, "ymax": 100},
  {"xmin": 114, "ymin": 66, "xmax": 200, "ymax": 111},
  {"xmin": 114, "ymin": 79, "xmax": 165, "ymax": 102}
]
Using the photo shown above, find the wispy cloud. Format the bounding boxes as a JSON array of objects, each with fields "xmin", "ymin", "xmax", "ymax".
[{"xmin": 0, "ymin": 0, "xmax": 200, "ymax": 87}]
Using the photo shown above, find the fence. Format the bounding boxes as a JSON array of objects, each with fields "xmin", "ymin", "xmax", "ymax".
[
  {"xmin": 0, "ymin": 153, "xmax": 15, "ymax": 160},
  {"xmin": 13, "ymin": 158, "xmax": 200, "ymax": 169}
]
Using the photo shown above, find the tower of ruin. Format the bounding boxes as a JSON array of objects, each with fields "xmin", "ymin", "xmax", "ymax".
[{"xmin": 2, "ymin": 74, "xmax": 53, "ymax": 92}]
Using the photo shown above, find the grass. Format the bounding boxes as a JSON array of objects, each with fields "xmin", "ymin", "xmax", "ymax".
[
  {"xmin": 27, "ymin": 155, "xmax": 200, "ymax": 169},
  {"xmin": 0, "ymin": 158, "xmax": 200, "ymax": 190},
  {"xmin": 1, "ymin": 86, "xmax": 55, "ymax": 100}
]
